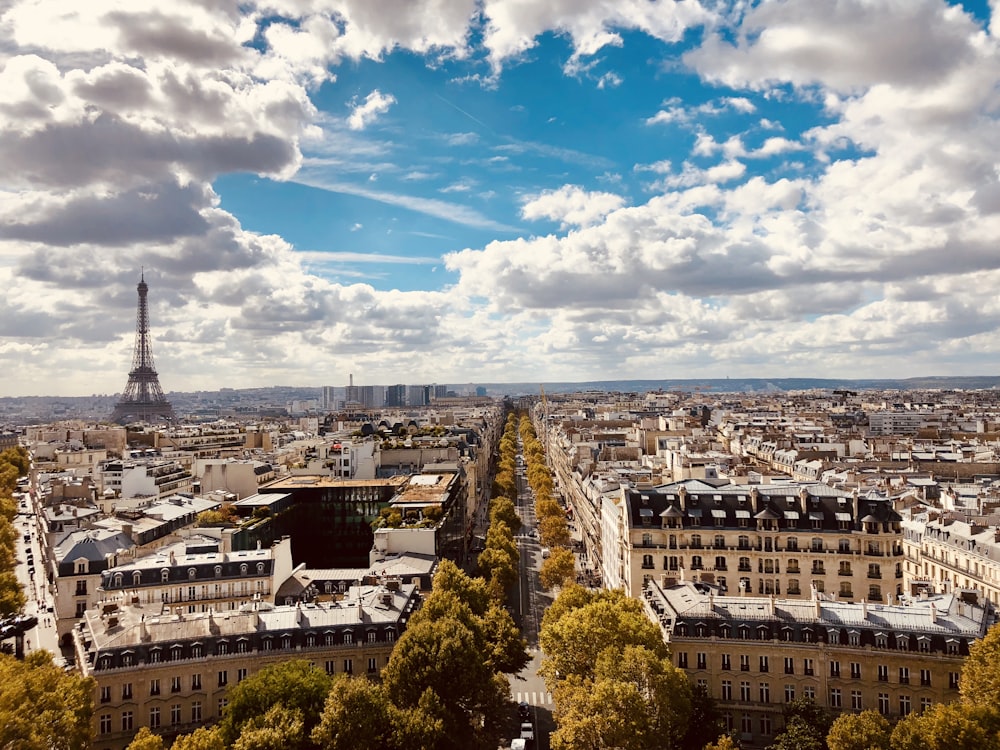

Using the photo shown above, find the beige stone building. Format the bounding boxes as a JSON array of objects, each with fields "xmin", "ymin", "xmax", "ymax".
[
  {"xmin": 619, "ymin": 480, "xmax": 905, "ymax": 603},
  {"xmin": 644, "ymin": 581, "xmax": 989, "ymax": 749},
  {"xmin": 78, "ymin": 579, "xmax": 420, "ymax": 750},
  {"xmin": 903, "ymin": 514, "xmax": 1000, "ymax": 607}
]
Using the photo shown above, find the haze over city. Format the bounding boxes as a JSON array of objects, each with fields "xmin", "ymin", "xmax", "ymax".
[{"xmin": 2, "ymin": 0, "xmax": 998, "ymax": 397}]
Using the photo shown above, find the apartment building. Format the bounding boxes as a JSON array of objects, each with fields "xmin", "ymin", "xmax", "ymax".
[
  {"xmin": 644, "ymin": 581, "xmax": 988, "ymax": 749},
  {"xmin": 79, "ymin": 579, "xmax": 420, "ymax": 750},
  {"xmin": 621, "ymin": 479, "xmax": 904, "ymax": 602},
  {"xmin": 903, "ymin": 514, "xmax": 1000, "ymax": 607},
  {"xmin": 95, "ymin": 535, "xmax": 294, "ymax": 615}
]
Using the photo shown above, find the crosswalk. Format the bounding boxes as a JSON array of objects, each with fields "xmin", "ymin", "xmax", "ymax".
[{"xmin": 514, "ymin": 691, "xmax": 553, "ymax": 706}]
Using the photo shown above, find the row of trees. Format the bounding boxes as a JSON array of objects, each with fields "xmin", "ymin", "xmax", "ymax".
[
  {"xmin": 0, "ymin": 447, "xmax": 98, "ymax": 750},
  {"xmin": 126, "ymin": 561, "xmax": 529, "ymax": 750},
  {"xmin": 539, "ymin": 584, "xmax": 722, "ymax": 750},
  {"xmin": 478, "ymin": 413, "xmax": 522, "ymax": 598},
  {"xmin": 0, "ymin": 447, "xmax": 29, "ymax": 616},
  {"xmin": 517, "ymin": 415, "xmax": 575, "ymax": 590}
]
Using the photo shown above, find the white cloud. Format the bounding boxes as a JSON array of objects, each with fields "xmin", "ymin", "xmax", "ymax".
[
  {"xmin": 520, "ymin": 184, "xmax": 626, "ymax": 228},
  {"xmin": 347, "ymin": 89, "xmax": 396, "ymax": 130}
]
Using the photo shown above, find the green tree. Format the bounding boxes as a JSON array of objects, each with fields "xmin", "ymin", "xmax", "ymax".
[
  {"xmin": 682, "ymin": 682, "xmax": 725, "ymax": 750},
  {"xmin": 232, "ymin": 704, "xmax": 305, "ymax": 750},
  {"xmin": 0, "ymin": 651, "xmax": 94, "ymax": 750},
  {"xmin": 540, "ymin": 547, "xmax": 576, "ymax": 590},
  {"xmin": 781, "ymin": 698, "xmax": 833, "ymax": 741},
  {"xmin": 768, "ymin": 717, "xmax": 825, "ymax": 750},
  {"xmin": 889, "ymin": 702, "xmax": 1000, "ymax": 750},
  {"xmin": 171, "ymin": 727, "xmax": 226, "ymax": 750},
  {"xmin": 0, "ymin": 569, "xmax": 26, "ymax": 617},
  {"xmin": 0, "ymin": 447, "xmax": 30, "ymax": 477},
  {"xmin": 827, "ymin": 710, "xmax": 891, "ymax": 750},
  {"xmin": 961, "ymin": 620, "xmax": 1000, "ymax": 708},
  {"xmin": 219, "ymin": 660, "xmax": 330, "ymax": 747},
  {"xmin": 540, "ymin": 590, "xmax": 666, "ymax": 686},
  {"xmin": 124, "ymin": 727, "xmax": 165, "ymax": 750}
]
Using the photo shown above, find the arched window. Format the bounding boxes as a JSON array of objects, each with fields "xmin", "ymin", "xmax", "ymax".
[
  {"xmin": 642, "ymin": 554, "xmax": 653, "ymax": 569},
  {"xmin": 240, "ymin": 564, "xmax": 248, "ymax": 576},
  {"xmin": 188, "ymin": 568, "xmax": 197, "ymax": 580},
  {"xmin": 214, "ymin": 565, "xmax": 222, "ymax": 578},
  {"xmin": 112, "ymin": 573, "xmax": 123, "ymax": 588},
  {"xmin": 257, "ymin": 563, "xmax": 265, "ymax": 575},
  {"xmin": 160, "ymin": 569, "xmax": 169, "ymax": 583}
]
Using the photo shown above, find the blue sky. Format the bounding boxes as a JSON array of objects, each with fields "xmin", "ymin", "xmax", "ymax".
[{"xmin": 1, "ymin": 0, "xmax": 999, "ymax": 395}]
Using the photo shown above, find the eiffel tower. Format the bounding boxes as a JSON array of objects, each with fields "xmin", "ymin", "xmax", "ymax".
[{"xmin": 109, "ymin": 272, "xmax": 176, "ymax": 424}]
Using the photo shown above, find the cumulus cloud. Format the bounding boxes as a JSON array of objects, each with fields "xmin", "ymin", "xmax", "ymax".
[
  {"xmin": 347, "ymin": 89, "xmax": 396, "ymax": 130},
  {"xmin": 521, "ymin": 185, "xmax": 626, "ymax": 228}
]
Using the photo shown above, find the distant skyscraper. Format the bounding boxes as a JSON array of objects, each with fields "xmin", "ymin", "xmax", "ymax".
[
  {"xmin": 109, "ymin": 273, "xmax": 176, "ymax": 424},
  {"xmin": 385, "ymin": 384, "xmax": 406, "ymax": 407}
]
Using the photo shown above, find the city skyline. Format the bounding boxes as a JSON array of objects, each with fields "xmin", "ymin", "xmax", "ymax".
[{"xmin": 2, "ymin": 1, "xmax": 999, "ymax": 396}]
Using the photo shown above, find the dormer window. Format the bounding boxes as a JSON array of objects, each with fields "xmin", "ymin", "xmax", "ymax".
[
  {"xmin": 188, "ymin": 568, "xmax": 197, "ymax": 580},
  {"xmin": 133, "ymin": 571, "xmax": 141, "ymax": 586},
  {"xmin": 214, "ymin": 566, "xmax": 222, "ymax": 578},
  {"xmin": 256, "ymin": 562, "xmax": 265, "ymax": 575},
  {"xmin": 160, "ymin": 568, "xmax": 169, "ymax": 583}
]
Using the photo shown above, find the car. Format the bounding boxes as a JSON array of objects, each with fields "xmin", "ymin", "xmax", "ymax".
[
  {"xmin": 511, "ymin": 740, "xmax": 527, "ymax": 750},
  {"xmin": 541, "ymin": 547, "xmax": 550, "ymax": 559},
  {"xmin": 518, "ymin": 702, "xmax": 530, "ymax": 720},
  {"xmin": 519, "ymin": 721, "xmax": 535, "ymax": 741}
]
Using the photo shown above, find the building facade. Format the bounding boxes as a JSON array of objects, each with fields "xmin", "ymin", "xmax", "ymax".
[
  {"xmin": 644, "ymin": 581, "xmax": 989, "ymax": 749},
  {"xmin": 78, "ymin": 580, "xmax": 421, "ymax": 750},
  {"xmin": 621, "ymin": 480, "xmax": 905, "ymax": 602}
]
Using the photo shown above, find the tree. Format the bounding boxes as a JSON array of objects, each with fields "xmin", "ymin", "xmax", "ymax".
[
  {"xmin": 232, "ymin": 704, "xmax": 305, "ymax": 750},
  {"xmin": 540, "ymin": 547, "xmax": 576, "ymax": 590},
  {"xmin": 538, "ymin": 514, "xmax": 570, "ymax": 548},
  {"xmin": 782, "ymin": 698, "xmax": 833, "ymax": 741},
  {"xmin": 488, "ymin": 497, "xmax": 521, "ymax": 534},
  {"xmin": 0, "ymin": 651, "xmax": 94, "ymax": 750},
  {"xmin": 219, "ymin": 660, "xmax": 330, "ymax": 747},
  {"xmin": 768, "ymin": 717, "xmax": 825, "ymax": 750},
  {"xmin": 961, "ymin": 620, "xmax": 1000, "ymax": 708},
  {"xmin": 171, "ymin": 727, "xmax": 226, "ymax": 750},
  {"xmin": 682, "ymin": 682, "xmax": 725, "ymax": 750},
  {"xmin": 125, "ymin": 727, "xmax": 165, "ymax": 750},
  {"xmin": 540, "ymin": 590, "xmax": 666, "ymax": 686},
  {"xmin": 827, "ymin": 710, "xmax": 890, "ymax": 750},
  {"xmin": 704, "ymin": 736, "xmax": 741, "ymax": 750},
  {"xmin": 889, "ymin": 702, "xmax": 1000, "ymax": 750},
  {"xmin": 0, "ymin": 447, "xmax": 29, "ymax": 477},
  {"xmin": 0, "ymin": 570, "xmax": 26, "ymax": 617}
]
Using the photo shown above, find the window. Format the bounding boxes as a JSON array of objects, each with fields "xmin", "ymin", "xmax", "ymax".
[
  {"xmin": 171, "ymin": 704, "xmax": 182, "ymax": 726},
  {"xmin": 738, "ymin": 557, "xmax": 751, "ymax": 572},
  {"xmin": 803, "ymin": 658, "xmax": 814, "ymax": 676},
  {"xmin": 344, "ymin": 632, "xmax": 353, "ymax": 645},
  {"xmin": 722, "ymin": 654, "xmax": 731, "ymax": 671},
  {"xmin": 171, "ymin": 676, "xmax": 181, "ymax": 693},
  {"xmin": 215, "ymin": 565, "xmax": 222, "ymax": 577},
  {"xmin": 691, "ymin": 555, "xmax": 703, "ymax": 570},
  {"xmin": 240, "ymin": 563, "xmax": 248, "ymax": 575},
  {"xmin": 344, "ymin": 659, "xmax": 353, "ymax": 675},
  {"xmin": 741, "ymin": 714, "xmax": 753, "ymax": 733},
  {"xmin": 325, "ymin": 660, "xmax": 335, "ymax": 675},
  {"xmin": 740, "ymin": 654, "xmax": 750, "ymax": 672},
  {"xmin": 257, "ymin": 562, "xmax": 265, "ymax": 574},
  {"xmin": 122, "ymin": 711, "xmax": 133, "ymax": 732},
  {"xmin": 697, "ymin": 652, "xmax": 707, "ymax": 669},
  {"xmin": 188, "ymin": 567, "xmax": 197, "ymax": 580},
  {"xmin": 740, "ymin": 681, "xmax": 751, "ymax": 701},
  {"xmin": 100, "ymin": 714, "xmax": 112, "ymax": 735},
  {"xmin": 642, "ymin": 554, "xmax": 654, "ymax": 569},
  {"xmin": 830, "ymin": 688, "xmax": 842, "ymax": 708},
  {"xmin": 691, "ymin": 534, "xmax": 702, "ymax": 548},
  {"xmin": 149, "ymin": 648, "xmax": 161, "ymax": 664},
  {"xmin": 878, "ymin": 693, "xmax": 890, "ymax": 716},
  {"xmin": 237, "ymin": 668, "xmax": 248, "ymax": 682},
  {"xmin": 368, "ymin": 657, "xmax": 377, "ymax": 674},
  {"xmin": 920, "ymin": 698, "xmax": 933, "ymax": 713},
  {"xmin": 192, "ymin": 673, "xmax": 201, "ymax": 690},
  {"xmin": 899, "ymin": 667, "xmax": 909, "ymax": 685},
  {"xmin": 851, "ymin": 690, "xmax": 863, "ymax": 710},
  {"xmin": 784, "ymin": 657, "xmax": 794, "ymax": 675},
  {"xmin": 678, "ymin": 652, "xmax": 688, "ymax": 669},
  {"xmin": 804, "ymin": 686, "xmax": 816, "ymax": 701},
  {"xmin": 851, "ymin": 662, "xmax": 861, "ymax": 679},
  {"xmin": 869, "ymin": 585, "xmax": 882, "ymax": 601},
  {"xmin": 715, "ymin": 556, "xmax": 727, "ymax": 570},
  {"xmin": 899, "ymin": 695, "xmax": 911, "ymax": 716},
  {"xmin": 722, "ymin": 680, "xmax": 732, "ymax": 700},
  {"xmin": 218, "ymin": 671, "xmax": 228, "ymax": 687},
  {"xmin": 75, "ymin": 601, "xmax": 87, "ymax": 617},
  {"xmin": 192, "ymin": 644, "xmax": 203, "ymax": 658},
  {"xmin": 830, "ymin": 661, "xmax": 840, "ymax": 678},
  {"xmin": 161, "ymin": 568, "xmax": 169, "ymax": 583},
  {"xmin": 759, "ymin": 683, "xmax": 770, "ymax": 703},
  {"xmin": 738, "ymin": 535, "xmax": 750, "ymax": 549},
  {"xmin": 840, "ymin": 582, "xmax": 853, "ymax": 598},
  {"xmin": 75, "ymin": 580, "xmax": 87, "ymax": 595},
  {"xmin": 878, "ymin": 665, "xmax": 888, "ymax": 682},
  {"xmin": 760, "ymin": 656, "xmax": 769, "ymax": 673},
  {"xmin": 949, "ymin": 672, "xmax": 960, "ymax": 689},
  {"xmin": 787, "ymin": 537, "xmax": 799, "ymax": 551},
  {"xmin": 149, "ymin": 679, "xmax": 160, "ymax": 696},
  {"xmin": 218, "ymin": 699, "xmax": 228, "ymax": 717},
  {"xmin": 122, "ymin": 683, "xmax": 133, "ymax": 700},
  {"xmin": 760, "ymin": 717, "xmax": 772, "ymax": 736},
  {"xmin": 785, "ymin": 684, "xmax": 795, "ymax": 703},
  {"xmin": 100, "ymin": 686, "xmax": 111, "ymax": 703}
]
